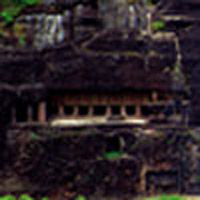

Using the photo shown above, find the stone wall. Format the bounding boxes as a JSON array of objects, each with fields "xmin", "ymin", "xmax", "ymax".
[
  {"xmin": 6, "ymin": 127, "xmax": 200, "ymax": 196},
  {"xmin": 180, "ymin": 25, "xmax": 200, "ymax": 125}
]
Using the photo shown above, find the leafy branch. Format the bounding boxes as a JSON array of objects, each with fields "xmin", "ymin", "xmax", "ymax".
[{"xmin": 0, "ymin": 0, "xmax": 40, "ymax": 24}]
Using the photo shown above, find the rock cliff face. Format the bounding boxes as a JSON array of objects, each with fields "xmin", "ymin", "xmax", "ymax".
[
  {"xmin": 174, "ymin": 0, "xmax": 200, "ymax": 125},
  {"xmin": 6, "ymin": 127, "xmax": 200, "ymax": 196},
  {"xmin": 1, "ymin": 0, "xmax": 200, "ymax": 196},
  {"xmin": 180, "ymin": 24, "xmax": 200, "ymax": 125}
]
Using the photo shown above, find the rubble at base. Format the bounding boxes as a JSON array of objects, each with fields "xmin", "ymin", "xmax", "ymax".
[{"xmin": 2, "ymin": 127, "xmax": 200, "ymax": 197}]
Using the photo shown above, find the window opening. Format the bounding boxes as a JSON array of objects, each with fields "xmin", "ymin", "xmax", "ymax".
[
  {"xmin": 64, "ymin": 105, "xmax": 74, "ymax": 116},
  {"xmin": 141, "ymin": 105, "xmax": 154, "ymax": 116},
  {"xmin": 78, "ymin": 106, "xmax": 89, "ymax": 116},
  {"xmin": 105, "ymin": 135, "xmax": 121, "ymax": 152},
  {"xmin": 16, "ymin": 102, "xmax": 28, "ymax": 122},
  {"xmin": 125, "ymin": 105, "xmax": 136, "ymax": 116},
  {"xmin": 111, "ymin": 105, "xmax": 121, "ymax": 116},
  {"xmin": 5, "ymin": 106, "xmax": 12, "ymax": 124},
  {"xmin": 93, "ymin": 105, "xmax": 106, "ymax": 116},
  {"xmin": 47, "ymin": 102, "xmax": 58, "ymax": 119},
  {"xmin": 32, "ymin": 103, "xmax": 38, "ymax": 121}
]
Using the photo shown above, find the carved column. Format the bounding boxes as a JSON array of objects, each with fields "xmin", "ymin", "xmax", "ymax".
[
  {"xmin": 73, "ymin": 106, "xmax": 78, "ymax": 117},
  {"xmin": 121, "ymin": 105, "xmax": 127, "ymax": 117},
  {"xmin": 135, "ymin": 105, "xmax": 141, "ymax": 118},
  {"xmin": 11, "ymin": 106, "xmax": 16, "ymax": 124},
  {"xmin": 28, "ymin": 105, "xmax": 33, "ymax": 123},
  {"xmin": 106, "ymin": 106, "xmax": 112, "ymax": 118},
  {"xmin": 58, "ymin": 104, "xmax": 64, "ymax": 116},
  {"xmin": 88, "ymin": 106, "xmax": 93, "ymax": 117},
  {"xmin": 38, "ymin": 102, "xmax": 46, "ymax": 123}
]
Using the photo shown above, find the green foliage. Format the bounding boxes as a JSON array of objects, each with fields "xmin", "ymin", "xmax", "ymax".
[
  {"xmin": 1, "ymin": 10, "xmax": 15, "ymax": 23},
  {"xmin": 0, "ymin": 0, "xmax": 40, "ymax": 24},
  {"xmin": 0, "ymin": 195, "xmax": 16, "ymax": 200},
  {"xmin": 75, "ymin": 195, "xmax": 87, "ymax": 200},
  {"xmin": 18, "ymin": 194, "xmax": 34, "ymax": 200},
  {"xmin": 31, "ymin": 132, "xmax": 39, "ymax": 140},
  {"xmin": 0, "ymin": 6, "xmax": 22, "ymax": 24},
  {"xmin": 0, "ymin": 194, "xmax": 48, "ymax": 200},
  {"xmin": 21, "ymin": 0, "xmax": 39, "ymax": 6},
  {"xmin": 0, "ymin": 0, "xmax": 40, "ymax": 47},
  {"xmin": 145, "ymin": 195, "xmax": 184, "ymax": 200},
  {"xmin": 104, "ymin": 151, "xmax": 124, "ymax": 160},
  {"xmin": 151, "ymin": 20, "xmax": 166, "ymax": 31}
]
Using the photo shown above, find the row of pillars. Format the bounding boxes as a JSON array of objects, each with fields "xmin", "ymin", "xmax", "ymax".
[
  {"xmin": 11, "ymin": 102, "xmax": 143, "ymax": 124},
  {"xmin": 11, "ymin": 102, "xmax": 47, "ymax": 124},
  {"xmin": 11, "ymin": 91, "xmax": 159, "ymax": 124},
  {"xmin": 57, "ymin": 104, "xmax": 142, "ymax": 118}
]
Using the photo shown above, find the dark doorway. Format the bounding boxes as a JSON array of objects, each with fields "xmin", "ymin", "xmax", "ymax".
[
  {"xmin": 16, "ymin": 102, "xmax": 28, "ymax": 122},
  {"xmin": 78, "ymin": 106, "xmax": 89, "ymax": 116},
  {"xmin": 93, "ymin": 105, "xmax": 106, "ymax": 116},
  {"xmin": 105, "ymin": 135, "xmax": 121, "ymax": 152},
  {"xmin": 47, "ymin": 102, "xmax": 58, "ymax": 119},
  {"xmin": 126, "ymin": 105, "xmax": 136, "ymax": 116},
  {"xmin": 111, "ymin": 105, "xmax": 121, "ymax": 116},
  {"xmin": 64, "ymin": 105, "xmax": 74, "ymax": 116}
]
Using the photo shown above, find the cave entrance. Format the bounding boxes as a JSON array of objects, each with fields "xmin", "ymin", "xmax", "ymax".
[{"xmin": 105, "ymin": 135, "xmax": 121, "ymax": 152}]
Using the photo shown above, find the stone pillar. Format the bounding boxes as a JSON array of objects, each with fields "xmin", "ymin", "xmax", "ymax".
[
  {"xmin": 135, "ymin": 105, "xmax": 141, "ymax": 118},
  {"xmin": 28, "ymin": 105, "xmax": 33, "ymax": 123},
  {"xmin": 38, "ymin": 102, "xmax": 46, "ymax": 123},
  {"xmin": 121, "ymin": 105, "xmax": 127, "ymax": 117},
  {"xmin": 73, "ymin": 106, "xmax": 78, "ymax": 117},
  {"xmin": 11, "ymin": 107, "xmax": 16, "ymax": 124},
  {"xmin": 58, "ymin": 104, "xmax": 64, "ymax": 116},
  {"xmin": 106, "ymin": 106, "xmax": 112, "ymax": 118},
  {"xmin": 88, "ymin": 106, "xmax": 93, "ymax": 117}
]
